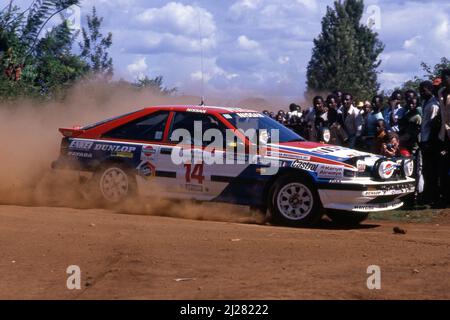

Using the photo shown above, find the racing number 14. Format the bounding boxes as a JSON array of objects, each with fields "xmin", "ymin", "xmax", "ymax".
[{"xmin": 184, "ymin": 163, "xmax": 205, "ymax": 184}]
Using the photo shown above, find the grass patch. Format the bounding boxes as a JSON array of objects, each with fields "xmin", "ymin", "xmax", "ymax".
[{"xmin": 368, "ymin": 207, "xmax": 443, "ymax": 223}]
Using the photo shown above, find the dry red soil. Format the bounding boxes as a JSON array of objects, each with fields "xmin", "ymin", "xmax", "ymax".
[{"xmin": 0, "ymin": 205, "xmax": 449, "ymax": 299}]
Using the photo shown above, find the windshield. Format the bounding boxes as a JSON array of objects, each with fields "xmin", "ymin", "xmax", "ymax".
[{"xmin": 223, "ymin": 112, "xmax": 304, "ymax": 143}]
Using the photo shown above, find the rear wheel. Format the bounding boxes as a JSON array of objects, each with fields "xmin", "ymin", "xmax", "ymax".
[
  {"xmin": 86, "ymin": 164, "xmax": 137, "ymax": 205},
  {"xmin": 269, "ymin": 174, "xmax": 323, "ymax": 227},
  {"xmin": 326, "ymin": 210, "xmax": 369, "ymax": 226}
]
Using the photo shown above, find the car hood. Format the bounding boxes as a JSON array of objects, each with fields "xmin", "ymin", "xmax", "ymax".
[{"xmin": 268, "ymin": 141, "xmax": 377, "ymax": 168}]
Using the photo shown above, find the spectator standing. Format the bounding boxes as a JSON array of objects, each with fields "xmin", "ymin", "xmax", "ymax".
[
  {"xmin": 332, "ymin": 90, "xmax": 344, "ymax": 109},
  {"xmin": 437, "ymin": 69, "xmax": 450, "ymax": 206},
  {"xmin": 373, "ymin": 119, "xmax": 387, "ymax": 154},
  {"xmin": 362, "ymin": 95, "xmax": 385, "ymax": 151},
  {"xmin": 324, "ymin": 95, "xmax": 346, "ymax": 146},
  {"xmin": 419, "ymin": 81, "xmax": 441, "ymax": 205},
  {"xmin": 304, "ymin": 96, "xmax": 326, "ymax": 142},
  {"xmin": 338, "ymin": 93, "xmax": 363, "ymax": 148},
  {"xmin": 384, "ymin": 90, "xmax": 405, "ymax": 132},
  {"xmin": 399, "ymin": 93, "xmax": 423, "ymax": 201},
  {"xmin": 399, "ymin": 93, "xmax": 422, "ymax": 152}
]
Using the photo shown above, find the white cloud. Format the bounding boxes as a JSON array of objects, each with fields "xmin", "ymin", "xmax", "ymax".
[
  {"xmin": 296, "ymin": 0, "xmax": 318, "ymax": 12},
  {"xmin": 126, "ymin": 56, "xmax": 148, "ymax": 78},
  {"xmin": 230, "ymin": 0, "xmax": 263, "ymax": 15},
  {"xmin": 278, "ymin": 56, "xmax": 290, "ymax": 64},
  {"xmin": 237, "ymin": 35, "xmax": 259, "ymax": 50},
  {"xmin": 403, "ymin": 36, "xmax": 421, "ymax": 50},
  {"xmin": 191, "ymin": 71, "xmax": 212, "ymax": 82},
  {"xmin": 136, "ymin": 2, "xmax": 216, "ymax": 36}
]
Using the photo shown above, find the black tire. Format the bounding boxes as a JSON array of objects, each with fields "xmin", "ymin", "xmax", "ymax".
[
  {"xmin": 268, "ymin": 173, "xmax": 323, "ymax": 227},
  {"xmin": 326, "ymin": 210, "xmax": 369, "ymax": 226},
  {"xmin": 86, "ymin": 163, "xmax": 137, "ymax": 205}
]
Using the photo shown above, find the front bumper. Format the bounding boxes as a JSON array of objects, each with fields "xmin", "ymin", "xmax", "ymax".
[{"xmin": 318, "ymin": 179, "xmax": 415, "ymax": 212}]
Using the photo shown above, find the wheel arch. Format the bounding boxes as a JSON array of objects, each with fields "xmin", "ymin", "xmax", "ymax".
[{"xmin": 262, "ymin": 167, "xmax": 316, "ymax": 206}]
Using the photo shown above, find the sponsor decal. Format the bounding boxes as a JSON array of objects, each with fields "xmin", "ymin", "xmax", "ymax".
[
  {"xmin": 363, "ymin": 186, "xmax": 414, "ymax": 197},
  {"xmin": 278, "ymin": 152, "xmax": 310, "ymax": 160},
  {"xmin": 186, "ymin": 108, "xmax": 206, "ymax": 113},
  {"xmin": 235, "ymin": 112, "xmax": 264, "ymax": 118},
  {"xmin": 377, "ymin": 183, "xmax": 415, "ymax": 192},
  {"xmin": 185, "ymin": 184, "xmax": 203, "ymax": 192},
  {"xmin": 137, "ymin": 161, "xmax": 155, "ymax": 179},
  {"xmin": 354, "ymin": 200, "xmax": 402, "ymax": 211},
  {"xmin": 291, "ymin": 160, "xmax": 319, "ymax": 171},
  {"xmin": 141, "ymin": 145, "xmax": 156, "ymax": 160},
  {"xmin": 68, "ymin": 151, "xmax": 92, "ymax": 158},
  {"xmin": 112, "ymin": 151, "xmax": 134, "ymax": 159},
  {"xmin": 357, "ymin": 160, "xmax": 366, "ymax": 172},
  {"xmin": 313, "ymin": 146, "xmax": 344, "ymax": 155},
  {"xmin": 69, "ymin": 140, "xmax": 94, "ymax": 150},
  {"xmin": 317, "ymin": 165, "xmax": 344, "ymax": 178},
  {"xmin": 377, "ymin": 161, "xmax": 397, "ymax": 179},
  {"xmin": 93, "ymin": 144, "xmax": 137, "ymax": 153}
]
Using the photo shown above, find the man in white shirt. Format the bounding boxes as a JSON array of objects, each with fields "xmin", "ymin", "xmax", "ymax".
[
  {"xmin": 419, "ymin": 81, "xmax": 441, "ymax": 205},
  {"xmin": 338, "ymin": 93, "xmax": 362, "ymax": 148}
]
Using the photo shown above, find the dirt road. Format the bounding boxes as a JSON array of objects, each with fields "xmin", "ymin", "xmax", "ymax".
[{"xmin": 0, "ymin": 205, "xmax": 449, "ymax": 299}]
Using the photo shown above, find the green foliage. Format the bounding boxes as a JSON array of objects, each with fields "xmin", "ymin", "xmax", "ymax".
[
  {"xmin": 79, "ymin": 6, "xmax": 113, "ymax": 79},
  {"xmin": 133, "ymin": 75, "xmax": 177, "ymax": 95},
  {"xmin": 0, "ymin": 0, "xmax": 87, "ymax": 101},
  {"xmin": 34, "ymin": 21, "xmax": 87, "ymax": 98},
  {"xmin": 395, "ymin": 57, "xmax": 450, "ymax": 94},
  {"xmin": 306, "ymin": 0, "xmax": 384, "ymax": 101}
]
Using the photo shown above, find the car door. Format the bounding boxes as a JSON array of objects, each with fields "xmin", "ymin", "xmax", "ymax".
[{"xmin": 153, "ymin": 110, "xmax": 230, "ymax": 200}]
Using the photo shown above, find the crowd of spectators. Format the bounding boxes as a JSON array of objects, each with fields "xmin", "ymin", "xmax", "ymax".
[{"xmin": 263, "ymin": 69, "xmax": 450, "ymax": 208}]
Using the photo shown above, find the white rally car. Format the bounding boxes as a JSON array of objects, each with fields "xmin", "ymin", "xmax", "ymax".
[{"xmin": 52, "ymin": 105, "xmax": 415, "ymax": 226}]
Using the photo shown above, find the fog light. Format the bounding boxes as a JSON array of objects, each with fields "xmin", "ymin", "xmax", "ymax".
[{"xmin": 402, "ymin": 159, "xmax": 414, "ymax": 177}]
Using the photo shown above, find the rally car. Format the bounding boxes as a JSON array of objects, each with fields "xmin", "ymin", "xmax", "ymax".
[{"xmin": 52, "ymin": 105, "xmax": 415, "ymax": 227}]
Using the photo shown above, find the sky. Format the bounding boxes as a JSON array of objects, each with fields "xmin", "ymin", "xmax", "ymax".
[{"xmin": 10, "ymin": 0, "xmax": 450, "ymax": 103}]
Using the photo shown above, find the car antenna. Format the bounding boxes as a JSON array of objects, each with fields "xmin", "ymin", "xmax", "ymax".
[{"xmin": 197, "ymin": 7, "xmax": 205, "ymax": 107}]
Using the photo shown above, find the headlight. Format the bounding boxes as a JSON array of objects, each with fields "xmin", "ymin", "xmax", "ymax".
[
  {"xmin": 402, "ymin": 159, "xmax": 414, "ymax": 177},
  {"xmin": 375, "ymin": 160, "xmax": 396, "ymax": 180},
  {"xmin": 322, "ymin": 128, "xmax": 331, "ymax": 143}
]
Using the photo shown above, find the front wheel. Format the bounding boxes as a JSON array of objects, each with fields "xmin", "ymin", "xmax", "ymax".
[
  {"xmin": 269, "ymin": 174, "xmax": 323, "ymax": 227},
  {"xmin": 326, "ymin": 210, "xmax": 369, "ymax": 226}
]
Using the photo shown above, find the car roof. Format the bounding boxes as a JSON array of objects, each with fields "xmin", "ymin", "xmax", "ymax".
[{"xmin": 142, "ymin": 105, "xmax": 258, "ymax": 114}]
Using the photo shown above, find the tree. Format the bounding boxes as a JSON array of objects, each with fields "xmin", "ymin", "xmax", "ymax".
[
  {"xmin": 33, "ymin": 20, "xmax": 87, "ymax": 97},
  {"xmin": 0, "ymin": 0, "xmax": 81, "ymax": 100},
  {"xmin": 394, "ymin": 57, "xmax": 450, "ymax": 94},
  {"xmin": 133, "ymin": 75, "xmax": 177, "ymax": 95},
  {"xmin": 306, "ymin": 0, "xmax": 384, "ymax": 101},
  {"xmin": 79, "ymin": 6, "xmax": 113, "ymax": 79}
]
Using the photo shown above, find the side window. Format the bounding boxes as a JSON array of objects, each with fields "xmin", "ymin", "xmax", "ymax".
[
  {"xmin": 169, "ymin": 112, "xmax": 227, "ymax": 146},
  {"xmin": 103, "ymin": 111, "xmax": 169, "ymax": 141}
]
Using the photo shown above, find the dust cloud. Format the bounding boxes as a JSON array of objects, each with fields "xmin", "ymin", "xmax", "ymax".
[{"xmin": 0, "ymin": 80, "xmax": 276, "ymax": 224}]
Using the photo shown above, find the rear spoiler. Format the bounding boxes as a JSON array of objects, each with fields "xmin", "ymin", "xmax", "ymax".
[{"xmin": 59, "ymin": 127, "xmax": 85, "ymax": 137}]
